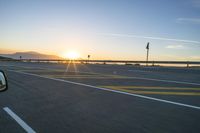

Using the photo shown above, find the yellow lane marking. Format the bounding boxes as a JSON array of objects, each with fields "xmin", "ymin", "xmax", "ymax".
[
  {"xmin": 19, "ymin": 69, "xmax": 62, "ymax": 72},
  {"xmin": 21, "ymin": 72, "xmax": 126, "ymax": 78},
  {"xmin": 20, "ymin": 70, "xmax": 107, "ymax": 76},
  {"xmin": 44, "ymin": 75, "xmax": 124, "ymax": 79},
  {"xmin": 43, "ymin": 75, "xmax": 101, "ymax": 77},
  {"xmin": 20, "ymin": 69, "xmax": 125, "ymax": 77},
  {"xmin": 99, "ymin": 86, "xmax": 200, "ymax": 96},
  {"xmin": 20, "ymin": 69, "xmax": 100, "ymax": 73},
  {"xmin": 100, "ymin": 86, "xmax": 200, "ymax": 91},
  {"xmin": 18, "ymin": 68, "xmax": 130, "ymax": 78},
  {"xmin": 17, "ymin": 68, "xmax": 129, "ymax": 78},
  {"xmin": 19, "ymin": 70, "xmax": 50, "ymax": 72},
  {"xmin": 117, "ymin": 89, "xmax": 200, "ymax": 96}
]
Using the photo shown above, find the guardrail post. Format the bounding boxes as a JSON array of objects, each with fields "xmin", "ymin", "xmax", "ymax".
[
  {"xmin": 152, "ymin": 61, "xmax": 155, "ymax": 66},
  {"xmin": 187, "ymin": 61, "xmax": 189, "ymax": 68}
]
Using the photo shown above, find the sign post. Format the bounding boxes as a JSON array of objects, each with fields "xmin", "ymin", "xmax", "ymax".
[
  {"xmin": 87, "ymin": 55, "xmax": 90, "ymax": 64},
  {"xmin": 146, "ymin": 42, "xmax": 150, "ymax": 66}
]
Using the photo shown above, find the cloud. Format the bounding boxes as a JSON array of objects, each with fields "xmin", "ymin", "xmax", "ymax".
[
  {"xmin": 166, "ymin": 45, "xmax": 186, "ymax": 49},
  {"xmin": 176, "ymin": 18, "xmax": 200, "ymax": 24},
  {"xmin": 99, "ymin": 33, "xmax": 200, "ymax": 44}
]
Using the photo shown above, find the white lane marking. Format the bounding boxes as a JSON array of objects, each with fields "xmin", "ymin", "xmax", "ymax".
[
  {"xmin": 9, "ymin": 70, "xmax": 200, "ymax": 110},
  {"xmin": 3, "ymin": 107, "xmax": 36, "ymax": 133}
]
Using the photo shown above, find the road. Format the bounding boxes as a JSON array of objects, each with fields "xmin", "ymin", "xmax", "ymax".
[{"xmin": 0, "ymin": 61, "xmax": 200, "ymax": 133}]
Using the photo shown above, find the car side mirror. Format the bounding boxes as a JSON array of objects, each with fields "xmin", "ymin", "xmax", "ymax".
[{"xmin": 0, "ymin": 71, "xmax": 8, "ymax": 92}]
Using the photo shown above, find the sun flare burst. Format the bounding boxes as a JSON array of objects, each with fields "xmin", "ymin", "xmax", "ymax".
[{"xmin": 62, "ymin": 51, "xmax": 80, "ymax": 59}]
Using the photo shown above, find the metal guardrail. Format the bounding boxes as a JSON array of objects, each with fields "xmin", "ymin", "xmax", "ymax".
[{"xmin": 1, "ymin": 59, "xmax": 200, "ymax": 66}]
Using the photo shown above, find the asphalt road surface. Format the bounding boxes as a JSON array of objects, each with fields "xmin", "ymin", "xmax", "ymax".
[{"xmin": 0, "ymin": 61, "xmax": 200, "ymax": 133}]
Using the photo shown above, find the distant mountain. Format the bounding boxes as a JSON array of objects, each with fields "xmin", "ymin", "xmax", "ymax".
[
  {"xmin": 0, "ymin": 56, "xmax": 15, "ymax": 60},
  {"xmin": 0, "ymin": 51, "xmax": 62, "ymax": 59}
]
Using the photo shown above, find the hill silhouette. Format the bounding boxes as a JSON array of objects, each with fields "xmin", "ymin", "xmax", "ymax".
[
  {"xmin": 0, "ymin": 51, "xmax": 62, "ymax": 59},
  {"xmin": 0, "ymin": 56, "xmax": 14, "ymax": 60}
]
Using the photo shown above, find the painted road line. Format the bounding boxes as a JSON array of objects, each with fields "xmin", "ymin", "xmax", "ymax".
[
  {"xmin": 42, "ymin": 74, "xmax": 109, "ymax": 77},
  {"xmin": 3, "ymin": 107, "xmax": 36, "ymax": 133},
  {"xmin": 122, "ymin": 90, "xmax": 200, "ymax": 96},
  {"xmin": 125, "ymin": 76, "xmax": 200, "ymax": 86},
  {"xmin": 100, "ymin": 86, "xmax": 200, "ymax": 90},
  {"xmin": 43, "ymin": 75, "xmax": 125, "ymax": 79},
  {"xmin": 16, "ymin": 65, "xmax": 200, "ymax": 86},
  {"xmin": 104, "ymin": 89, "xmax": 200, "ymax": 96},
  {"xmin": 15, "ymin": 65, "xmax": 107, "ymax": 76},
  {"xmin": 34, "ymin": 68, "xmax": 200, "ymax": 86},
  {"xmin": 15, "ymin": 69, "xmax": 126, "ymax": 78},
  {"xmin": 58, "ymin": 77, "xmax": 124, "ymax": 79},
  {"xmin": 100, "ymin": 86, "xmax": 200, "ymax": 95},
  {"xmin": 9, "ymin": 65, "xmax": 200, "ymax": 86},
  {"xmin": 41, "ymin": 74, "xmax": 99, "ymax": 77},
  {"xmin": 55, "ymin": 70, "xmax": 200, "ymax": 86},
  {"xmin": 9, "ymin": 70, "xmax": 200, "ymax": 110},
  {"xmin": 66, "ymin": 71, "xmax": 200, "ymax": 86},
  {"xmin": 19, "ymin": 69, "xmax": 102, "ymax": 76}
]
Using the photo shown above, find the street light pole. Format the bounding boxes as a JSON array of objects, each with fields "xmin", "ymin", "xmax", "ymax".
[{"xmin": 146, "ymin": 42, "xmax": 150, "ymax": 66}]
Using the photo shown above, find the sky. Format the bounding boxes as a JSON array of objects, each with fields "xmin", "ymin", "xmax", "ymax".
[{"xmin": 0, "ymin": 0, "xmax": 200, "ymax": 60}]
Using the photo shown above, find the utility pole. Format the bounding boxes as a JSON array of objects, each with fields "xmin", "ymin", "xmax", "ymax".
[{"xmin": 146, "ymin": 42, "xmax": 150, "ymax": 66}]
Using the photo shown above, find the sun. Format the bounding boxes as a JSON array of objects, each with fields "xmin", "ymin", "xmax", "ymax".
[{"xmin": 63, "ymin": 51, "xmax": 80, "ymax": 59}]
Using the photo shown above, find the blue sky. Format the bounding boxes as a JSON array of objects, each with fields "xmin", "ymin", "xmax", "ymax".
[{"xmin": 0, "ymin": 0, "xmax": 200, "ymax": 60}]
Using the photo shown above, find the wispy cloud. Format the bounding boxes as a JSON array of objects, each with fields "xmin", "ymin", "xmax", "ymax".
[
  {"xmin": 176, "ymin": 18, "xmax": 200, "ymax": 24},
  {"xmin": 166, "ymin": 45, "xmax": 186, "ymax": 49},
  {"xmin": 99, "ymin": 33, "xmax": 200, "ymax": 44}
]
